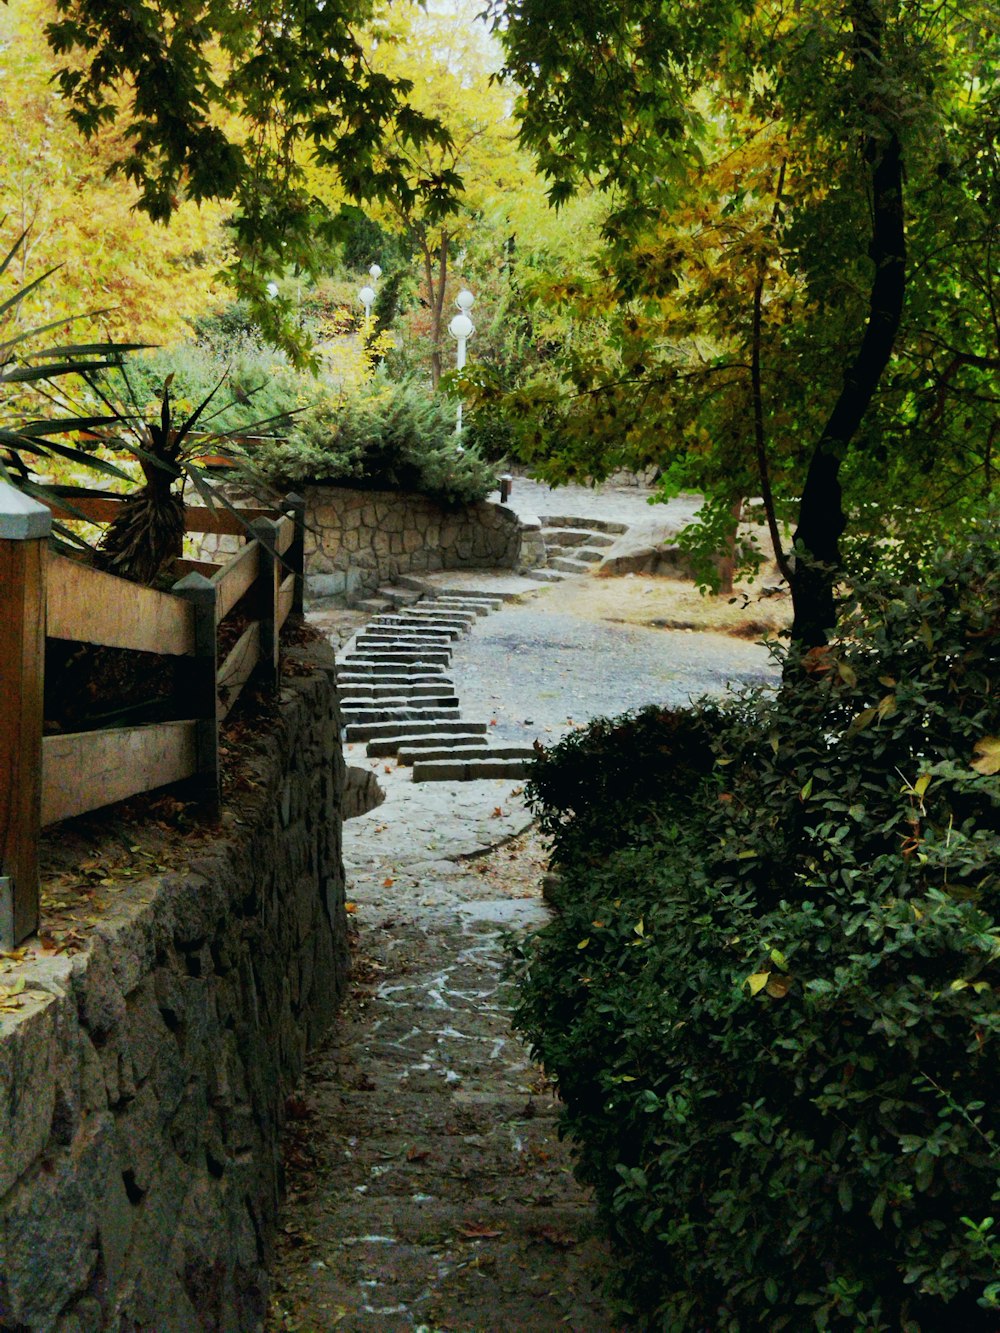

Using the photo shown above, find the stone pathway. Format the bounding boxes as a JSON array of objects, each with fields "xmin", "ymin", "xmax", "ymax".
[
  {"xmin": 271, "ymin": 539, "xmax": 779, "ymax": 1331},
  {"xmin": 267, "ymin": 774, "xmax": 618, "ymax": 1332}
]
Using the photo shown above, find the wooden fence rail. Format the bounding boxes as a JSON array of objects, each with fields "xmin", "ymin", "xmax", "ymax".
[{"xmin": 0, "ymin": 481, "xmax": 306, "ymax": 948}]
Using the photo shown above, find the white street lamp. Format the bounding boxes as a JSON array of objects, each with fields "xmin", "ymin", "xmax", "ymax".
[
  {"xmin": 448, "ymin": 289, "xmax": 475, "ymax": 436},
  {"xmin": 359, "ymin": 263, "xmax": 381, "ymax": 326}
]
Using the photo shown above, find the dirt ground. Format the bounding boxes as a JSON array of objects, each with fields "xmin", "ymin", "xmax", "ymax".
[{"xmin": 555, "ymin": 573, "xmax": 791, "ymax": 639}]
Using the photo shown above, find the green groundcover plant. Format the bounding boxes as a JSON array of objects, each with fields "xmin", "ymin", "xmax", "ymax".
[{"xmin": 514, "ymin": 522, "xmax": 1000, "ymax": 1330}]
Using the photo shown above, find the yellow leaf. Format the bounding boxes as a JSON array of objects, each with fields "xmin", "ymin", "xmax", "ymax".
[
  {"xmin": 634, "ymin": 918, "xmax": 645, "ymax": 937},
  {"xmin": 577, "ymin": 938, "xmax": 590, "ymax": 950},
  {"xmin": 765, "ymin": 975, "xmax": 791, "ymax": 999},
  {"xmin": 876, "ymin": 694, "xmax": 897, "ymax": 720},
  {"xmin": 849, "ymin": 707, "xmax": 878, "ymax": 734},
  {"xmin": 836, "ymin": 660, "xmax": 857, "ymax": 687},
  {"xmin": 971, "ymin": 737, "xmax": 1000, "ymax": 776},
  {"xmin": 913, "ymin": 773, "xmax": 932, "ymax": 798},
  {"xmin": 769, "ymin": 947, "xmax": 787, "ymax": 969},
  {"xmin": 746, "ymin": 971, "xmax": 770, "ymax": 996}
]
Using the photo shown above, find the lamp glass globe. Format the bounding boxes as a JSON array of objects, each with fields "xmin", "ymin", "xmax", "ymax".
[
  {"xmin": 359, "ymin": 285, "xmax": 376, "ymax": 306},
  {"xmin": 369, "ymin": 264, "xmax": 382, "ymax": 281},
  {"xmin": 456, "ymin": 288, "xmax": 475, "ymax": 312},
  {"xmin": 449, "ymin": 313, "xmax": 474, "ymax": 340}
]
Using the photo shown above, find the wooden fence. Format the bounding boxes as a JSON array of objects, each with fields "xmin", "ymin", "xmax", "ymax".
[{"xmin": 0, "ymin": 481, "xmax": 306, "ymax": 948}]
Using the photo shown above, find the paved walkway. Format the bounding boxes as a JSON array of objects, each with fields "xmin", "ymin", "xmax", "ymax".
[
  {"xmin": 486, "ymin": 477, "xmax": 703, "ymax": 530},
  {"xmin": 271, "ymin": 524, "xmax": 778, "ymax": 1330},
  {"xmin": 267, "ymin": 776, "xmax": 618, "ymax": 1331}
]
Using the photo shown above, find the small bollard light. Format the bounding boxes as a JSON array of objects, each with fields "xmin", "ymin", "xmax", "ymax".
[{"xmin": 500, "ymin": 473, "xmax": 513, "ymax": 504}]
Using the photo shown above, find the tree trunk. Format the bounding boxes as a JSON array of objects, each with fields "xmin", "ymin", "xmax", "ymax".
[{"xmin": 789, "ymin": 0, "xmax": 906, "ymax": 647}]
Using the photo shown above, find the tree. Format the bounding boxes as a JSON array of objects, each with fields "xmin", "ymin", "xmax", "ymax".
[
  {"xmin": 360, "ymin": 0, "xmax": 538, "ymax": 386},
  {"xmin": 31, "ymin": 0, "xmax": 456, "ymax": 357},
  {"xmin": 0, "ymin": 0, "xmax": 227, "ymax": 346},
  {"xmin": 492, "ymin": 0, "xmax": 1000, "ymax": 644}
]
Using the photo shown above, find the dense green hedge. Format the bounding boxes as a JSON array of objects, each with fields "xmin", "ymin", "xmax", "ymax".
[{"xmin": 515, "ymin": 526, "xmax": 1000, "ymax": 1329}]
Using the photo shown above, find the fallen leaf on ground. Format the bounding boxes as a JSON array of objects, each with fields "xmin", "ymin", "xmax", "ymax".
[{"xmin": 459, "ymin": 1222, "xmax": 505, "ymax": 1239}]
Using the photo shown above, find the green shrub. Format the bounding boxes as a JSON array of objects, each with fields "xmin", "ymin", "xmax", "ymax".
[
  {"xmin": 513, "ymin": 523, "xmax": 1000, "ymax": 1330},
  {"xmin": 248, "ymin": 378, "xmax": 497, "ymax": 507}
]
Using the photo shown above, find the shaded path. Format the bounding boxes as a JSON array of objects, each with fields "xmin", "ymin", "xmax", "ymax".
[
  {"xmin": 267, "ymin": 780, "xmax": 617, "ymax": 1331},
  {"xmin": 271, "ymin": 570, "xmax": 778, "ymax": 1330}
]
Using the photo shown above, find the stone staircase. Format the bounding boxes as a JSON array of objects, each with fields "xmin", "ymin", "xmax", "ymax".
[
  {"xmin": 534, "ymin": 515, "xmax": 628, "ymax": 579},
  {"xmin": 338, "ymin": 590, "xmax": 537, "ymax": 782}
]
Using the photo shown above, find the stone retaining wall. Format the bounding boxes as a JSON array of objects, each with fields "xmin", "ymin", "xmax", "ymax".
[
  {"xmin": 302, "ymin": 487, "xmax": 522, "ymax": 601},
  {"xmin": 0, "ymin": 647, "xmax": 348, "ymax": 1332}
]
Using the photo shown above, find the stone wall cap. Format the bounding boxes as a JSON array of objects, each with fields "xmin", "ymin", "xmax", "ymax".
[{"xmin": 0, "ymin": 481, "xmax": 53, "ymax": 540}]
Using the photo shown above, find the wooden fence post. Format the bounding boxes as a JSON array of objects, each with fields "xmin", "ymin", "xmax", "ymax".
[
  {"xmin": 250, "ymin": 518, "xmax": 280, "ymax": 692},
  {"xmin": 283, "ymin": 492, "xmax": 306, "ymax": 617},
  {"xmin": 0, "ymin": 483, "xmax": 50, "ymax": 947},
  {"xmin": 172, "ymin": 572, "xmax": 219, "ymax": 810}
]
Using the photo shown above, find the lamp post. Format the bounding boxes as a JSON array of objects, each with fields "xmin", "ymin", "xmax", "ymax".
[
  {"xmin": 448, "ymin": 288, "xmax": 475, "ymax": 435},
  {"xmin": 358, "ymin": 264, "xmax": 382, "ymax": 326}
]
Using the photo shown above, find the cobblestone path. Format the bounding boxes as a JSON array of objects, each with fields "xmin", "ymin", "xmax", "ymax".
[{"xmin": 267, "ymin": 776, "xmax": 618, "ymax": 1332}]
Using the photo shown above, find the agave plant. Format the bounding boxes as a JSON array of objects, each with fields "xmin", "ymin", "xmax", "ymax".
[
  {"xmin": 0, "ymin": 228, "xmax": 146, "ymax": 543},
  {"xmin": 2, "ymin": 227, "xmax": 293, "ymax": 584}
]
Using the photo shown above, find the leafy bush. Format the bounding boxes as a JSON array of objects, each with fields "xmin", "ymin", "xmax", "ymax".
[
  {"xmin": 514, "ymin": 524, "xmax": 1000, "ymax": 1330},
  {"xmin": 106, "ymin": 348, "xmax": 496, "ymax": 507},
  {"xmin": 248, "ymin": 378, "xmax": 497, "ymax": 507}
]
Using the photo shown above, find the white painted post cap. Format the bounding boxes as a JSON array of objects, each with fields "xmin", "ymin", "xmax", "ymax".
[{"xmin": 0, "ymin": 480, "xmax": 52, "ymax": 540}]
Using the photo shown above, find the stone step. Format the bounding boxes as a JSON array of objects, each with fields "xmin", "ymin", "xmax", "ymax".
[
  {"xmin": 424, "ymin": 598, "xmax": 500, "ymax": 616},
  {"xmin": 366, "ymin": 731, "xmax": 490, "ymax": 757},
  {"xmin": 370, "ymin": 617, "xmax": 470, "ymax": 635},
  {"xmin": 341, "ymin": 702, "xmax": 460, "ymax": 725},
  {"xmin": 412, "ymin": 756, "xmax": 533, "ymax": 782},
  {"xmin": 547, "ymin": 555, "xmax": 594, "ymax": 575},
  {"xmin": 354, "ymin": 636, "xmax": 453, "ymax": 653},
  {"xmin": 528, "ymin": 569, "xmax": 566, "ymax": 583},
  {"xmin": 352, "ymin": 597, "xmax": 393, "ymax": 614},
  {"xmin": 344, "ymin": 698, "xmax": 461, "ymax": 719},
  {"xmin": 339, "ymin": 659, "xmax": 449, "ymax": 677},
  {"xmin": 573, "ymin": 547, "xmax": 607, "ymax": 564},
  {"xmin": 340, "ymin": 683, "xmax": 456, "ymax": 701},
  {"xmin": 541, "ymin": 527, "xmax": 617, "ymax": 549},
  {"xmin": 424, "ymin": 588, "xmax": 521, "ymax": 603},
  {"xmin": 385, "ymin": 609, "xmax": 477, "ymax": 626},
  {"xmin": 367, "ymin": 618, "xmax": 463, "ymax": 634},
  {"xmin": 377, "ymin": 586, "xmax": 425, "ymax": 607},
  {"xmin": 346, "ymin": 718, "xmax": 489, "ymax": 743},
  {"xmin": 338, "ymin": 671, "xmax": 452, "ymax": 687},
  {"xmin": 538, "ymin": 514, "xmax": 629, "ymax": 535},
  {"xmin": 368, "ymin": 613, "xmax": 462, "ymax": 628},
  {"xmin": 341, "ymin": 648, "xmax": 451, "ymax": 665},
  {"xmin": 397, "ymin": 744, "xmax": 536, "ymax": 766}
]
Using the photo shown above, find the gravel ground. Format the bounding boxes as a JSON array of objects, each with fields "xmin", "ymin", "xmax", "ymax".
[
  {"xmin": 485, "ymin": 477, "xmax": 703, "ymax": 529},
  {"xmin": 452, "ymin": 588, "xmax": 777, "ymax": 746}
]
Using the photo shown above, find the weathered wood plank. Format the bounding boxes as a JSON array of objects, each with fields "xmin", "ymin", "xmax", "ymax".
[
  {"xmin": 274, "ymin": 512, "xmax": 295, "ymax": 557},
  {"xmin": 48, "ymin": 554, "xmax": 195, "ymax": 655},
  {"xmin": 183, "ymin": 504, "xmax": 275, "ymax": 536},
  {"xmin": 173, "ymin": 556, "xmax": 222, "ymax": 579},
  {"xmin": 217, "ymin": 621, "xmax": 261, "ymax": 719},
  {"xmin": 44, "ymin": 493, "xmax": 123, "ymax": 524},
  {"xmin": 212, "ymin": 540, "xmax": 260, "ymax": 623},
  {"xmin": 0, "ymin": 511, "xmax": 48, "ymax": 944},
  {"xmin": 277, "ymin": 572, "xmax": 296, "ymax": 630},
  {"xmin": 41, "ymin": 721, "xmax": 198, "ymax": 826}
]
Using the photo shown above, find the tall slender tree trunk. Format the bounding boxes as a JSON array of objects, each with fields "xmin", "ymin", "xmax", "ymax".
[{"xmin": 789, "ymin": 0, "xmax": 906, "ymax": 647}]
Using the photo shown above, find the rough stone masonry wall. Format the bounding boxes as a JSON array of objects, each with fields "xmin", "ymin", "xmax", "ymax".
[
  {"xmin": 302, "ymin": 487, "xmax": 522, "ymax": 601},
  {"xmin": 0, "ymin": 649, "xmax": 348, "ymax": 1333}
]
